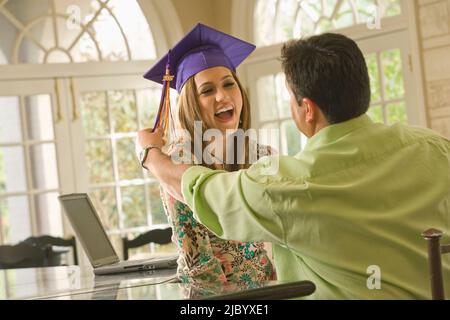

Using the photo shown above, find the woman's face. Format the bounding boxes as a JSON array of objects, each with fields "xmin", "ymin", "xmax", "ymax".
[{"xmin": 194, "ymin": 66, "xmax": 243, "ymax": 133}]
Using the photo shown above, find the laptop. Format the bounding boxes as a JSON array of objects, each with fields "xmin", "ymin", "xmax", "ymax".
[{"xmin": 58, "ymin": 193, "xmax": 178, "ymax": 275}]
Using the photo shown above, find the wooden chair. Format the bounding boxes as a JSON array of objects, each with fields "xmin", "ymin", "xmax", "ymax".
[
  {"xmin": 122, "ymin": 227, "xmax": 172, "ymax": 260},
  {"xmin": 422, "ymin": 228, "xmax": 450, "ymax": 300},
  {"xmin": 0, "ymin": 235, "xmax": 78, "ymax": 269},
  {"xmin": 0, "ymin": 242, "xmax": 49, "ymax": 269},
  {"xmin": 22, "ymin": 235, "xmax": 78, "ymax": 266}
]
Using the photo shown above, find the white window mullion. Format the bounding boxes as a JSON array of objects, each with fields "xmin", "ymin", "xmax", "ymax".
[
  {"xmin": 107, "ymin": 92, "xmax": 123, "ymax": 233},
  {"xmin": 376, "ymin": 52, "xmax": 388, "ymax": 124},
  {"xmin": 19, "ymin": 95, "xmax": 38, "ymax": 237}
]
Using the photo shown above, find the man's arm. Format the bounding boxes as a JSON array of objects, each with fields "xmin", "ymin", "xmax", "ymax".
[
  {"xmin": 138, "ymin": 127, "xmax": 285, "ymax": 243},
  {"xmin": 181, "ymin": 161, "xmax": 286, "ymax": 244}
]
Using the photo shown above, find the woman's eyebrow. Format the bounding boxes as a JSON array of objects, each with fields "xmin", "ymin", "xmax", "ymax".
[
  {"xmin": 198, "ymin": 75, "xmax": 233, "ymax": 89},
  {"xmin": 198, "ymin": 81, "xmax": 212, "ymax": 90}
]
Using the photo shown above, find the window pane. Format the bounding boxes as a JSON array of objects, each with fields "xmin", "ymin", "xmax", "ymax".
[
  {"xmin": 5, "ymin": 0, "xmax": 51, "ymax": 26},
  {"xmin": 256, "ymin": 76, "xmax": 278, "ymax": 122},
  {"xmin": 365, "ymin": 53, "xmax": 381, "ymax": 103},
  {"xmin": 0, "ymin": 96, "xmax": 22, "ymax": 143},
  {"xmin": 121, "ymin": 185, "xmax": 146, "ymax": 228},
  {"xmin": 18, "ymin": 37, "xmax": 45, "ymax": 64},
  {"xmin": 80, "ymin": 91, "xmax": 109, "ymax": 137},
  {"xmin": 381, "ymin": 49, "xmax": 404, "ymax": 100},
  {"xmin": 386, "ymin": 101, "xmax": 407, "ymax": 124},
  {"xmin": 367, "ymin": 104, "xmax": 383, "ymax": 124},
  {"xmin": 385, "ymin": 0, "xmax": 402, "ymax": 16},
  {"xmin": 274, "ymin": 0, "xmax": 298, "ymax": 44},
  {"xmin": 116, "ymin": 138, "xmax": 142, "ymax": 180},
  {"xmin": 137, "ymin": 89, "xmax": 160, "ymax": 130},
  {"xmin": 260, "ymin": 123, "xmax": 281, "ymax": 154},
  {"xmin": 2, "ymin": 0, "xmax": 157, "ymax": 64},
  {"xmin": 254, "ymin": 0, "xmax": 403, "ymax": 46},
  {"xmin": 29, "ymin": 143, "xmax": 59, "ymax": 190},
  {"xmin": 108, "ymin": 0, "xmax": 156, "ymax": 60},
  {"xmin": 72, "ymin": 33, "xmax": 101, "ymax": 63},
  {"xmin": 0, "ymin": 196, "xmax": 31, "ymax": 244},
  {"xmin": 0, "ymin": 14, "xmax": 13, "ymax": 64},
  {"xmin": 85, "ymin": 139, "xmax": 113, "ymax": 184},
  {"xmin": 254, "ymin": 0, "xmax": 277, "ymax": 46},
  {"xmin": 91, "ymin": 188, "xmax": 119, "ymax": 230},
  {"xmin": 148, "ymin": 184, "xmax": 167, "ymax": 225},
  {"xmin": 84, "ymin": 7, "xmax": 128, "ymax": 61},
  {"xmin": 0, "ymin": 147, "xmax": 27, "ymax": 193},
  {"xmin": 275, "ymin": 73, "xmax": 290, "ymax": 118},
  {"xmin": 25, "ymin": 95, "xmax": 54, "ymax": 141},
  {"xmin": 281, "ymin": 120, "xmax": 301, "ymax": 156},
  {"xmin": 109, "ymin": 90, "xmax": 137, "ymax": 133},
  {"xmin": 34, "ymin": 192, "xmax": 62, "ymax": 236},
  {"xmin": 335, "ymin": 1, "xmax": 356, "ymax": 29},
  {"xmin": 90, "ymin": 188, "xmax": 118, "ymax": 231}
]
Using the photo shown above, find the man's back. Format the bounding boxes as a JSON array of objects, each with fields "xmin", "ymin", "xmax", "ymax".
[
  {"xmin": 182, "ymin": 113, "xmax": 449, "ymax": 299},
  {"xmin": 267, "ymin": 114, "xmax": 450, "ymax": 299}
]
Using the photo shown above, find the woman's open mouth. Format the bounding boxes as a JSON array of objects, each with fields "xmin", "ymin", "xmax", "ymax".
[{"xmin": 214, "ymin": 106, "xmax": 235, "ymax": 122}]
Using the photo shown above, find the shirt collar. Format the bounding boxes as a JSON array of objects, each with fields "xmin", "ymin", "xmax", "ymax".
[{"xmin": 298, "ymin": 114, "xmax": 373, "ymax": 155}]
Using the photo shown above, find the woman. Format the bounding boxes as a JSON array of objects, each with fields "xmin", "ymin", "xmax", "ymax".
[{"xmin": 139, "ymin": 23, "xmax": 275, "ymax": 286}]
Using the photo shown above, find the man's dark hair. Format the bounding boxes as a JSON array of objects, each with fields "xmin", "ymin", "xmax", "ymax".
[{"xmin": 280, "ymin": 33, "xmax": 370, "ymax": 124}]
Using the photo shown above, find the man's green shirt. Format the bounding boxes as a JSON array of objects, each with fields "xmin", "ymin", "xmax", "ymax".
[{"xmin": 182, "ymin": 114, "xmax": 450, "ymax": 299}]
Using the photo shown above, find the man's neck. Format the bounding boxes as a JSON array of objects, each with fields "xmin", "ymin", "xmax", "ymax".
[{"xmin": 307, "ymin": 118, "xmax": 330, "ymax": 138}]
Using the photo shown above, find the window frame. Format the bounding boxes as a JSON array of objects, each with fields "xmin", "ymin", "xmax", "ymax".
[
  {"xmin": 0, "ymin": 0, "xmax": 182, "ymax": 263},
  {"xmin": 233, "ymin": 0, "xmax": 427, "ymax": 130}
]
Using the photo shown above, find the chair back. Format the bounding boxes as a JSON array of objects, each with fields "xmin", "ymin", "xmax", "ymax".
[
  {"xmin": 0, "ymin": 242, "xmax": 50, "ymax": 269},
  {"xmin": 422, "ymin": 228, "xmax": 450, "ymax": 300},
  {"xmin": 0, "ymin": 235, "xmax": 78, "ymax": 269},
  {"xmin": 122, "ymin": 227, "xmax": 172, "ymax": 260}
]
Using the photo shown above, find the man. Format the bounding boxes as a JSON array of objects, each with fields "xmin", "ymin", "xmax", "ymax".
[{"xmin": 138, "ymin": 33, "xmax": 450, "ymax": 299}]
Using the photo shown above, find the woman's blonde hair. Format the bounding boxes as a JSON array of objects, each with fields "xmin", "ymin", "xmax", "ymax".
[{"xmin": 176, "ymin": 71, "xmax": 252, "ymax": 172}]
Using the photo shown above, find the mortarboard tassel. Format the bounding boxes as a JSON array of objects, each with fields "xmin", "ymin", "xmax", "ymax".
[{"xmin": 152, "ymin": 51, "xmax": 175, "ymax": 143}]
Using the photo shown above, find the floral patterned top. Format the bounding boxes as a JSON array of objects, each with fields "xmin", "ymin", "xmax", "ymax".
[{"xmin": 160, "ymin": 142, "xmax": 276, "ymax": 286}]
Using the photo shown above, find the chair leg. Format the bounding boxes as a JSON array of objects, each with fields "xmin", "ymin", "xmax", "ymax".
[{"xmin": 422, "ymin": 229, "xmax": 445, "ymax": 300}]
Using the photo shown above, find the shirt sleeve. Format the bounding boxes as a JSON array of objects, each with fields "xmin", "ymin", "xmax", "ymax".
[{"xmin": 181, "ymin": 160, "xmax": 286, "ymax": 245}]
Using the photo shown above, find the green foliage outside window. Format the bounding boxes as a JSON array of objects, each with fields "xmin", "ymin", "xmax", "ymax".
[
  {"xmin": 121, "ymin": 185, "xmax": 146, "ymax": 228},
  {"xmin": 365, "ymin": 49, "xmax": 407, "ymax": 125},
  {"xmin": 81, "ymin": 88, "xmax": 168, "ymax": 249}
]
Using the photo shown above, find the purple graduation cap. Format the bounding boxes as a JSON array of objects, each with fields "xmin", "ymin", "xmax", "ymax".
[{"xmin": 143, "ymin": 23, "xmax": 256, "ymax": 93}]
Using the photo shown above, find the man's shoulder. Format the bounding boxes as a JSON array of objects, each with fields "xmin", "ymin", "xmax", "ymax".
[{"xmin": 391, "ymin": 123, "xmax": 449, "ymax": 147}]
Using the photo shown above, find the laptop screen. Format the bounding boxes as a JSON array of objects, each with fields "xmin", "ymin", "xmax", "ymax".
[{"xmin": 59, "ymin": 193, "xmax": 118, "ymax": 266}]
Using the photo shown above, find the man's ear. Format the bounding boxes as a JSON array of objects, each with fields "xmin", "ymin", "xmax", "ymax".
[{"xmin": 302, "ymin": 98, "xmax": 318, "ymax": 123}]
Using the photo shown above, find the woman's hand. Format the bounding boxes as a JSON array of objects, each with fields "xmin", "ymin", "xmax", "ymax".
[
  {"xmin": 137, "ymin": 127, "xmax": 165, "ymax": 149},
  {"xmin": 136, "ymin": 127, "xmax": 190, "ymax": 202}
]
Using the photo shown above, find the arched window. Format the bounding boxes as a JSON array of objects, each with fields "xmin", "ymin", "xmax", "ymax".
[
  {"xmin": 0, "ymin": 0, "xmax": 182, "ymax": 261},
  {"xmin": 234, "ymin": 0, "xmax": 425, "ymax": 156},
  {"xmin": 0, "ymin": 0, "xmax": 156, "ymax": 64},
  {"xmin": 254, "ymin": 0, "xmax": 402, "ymax": 47}
]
